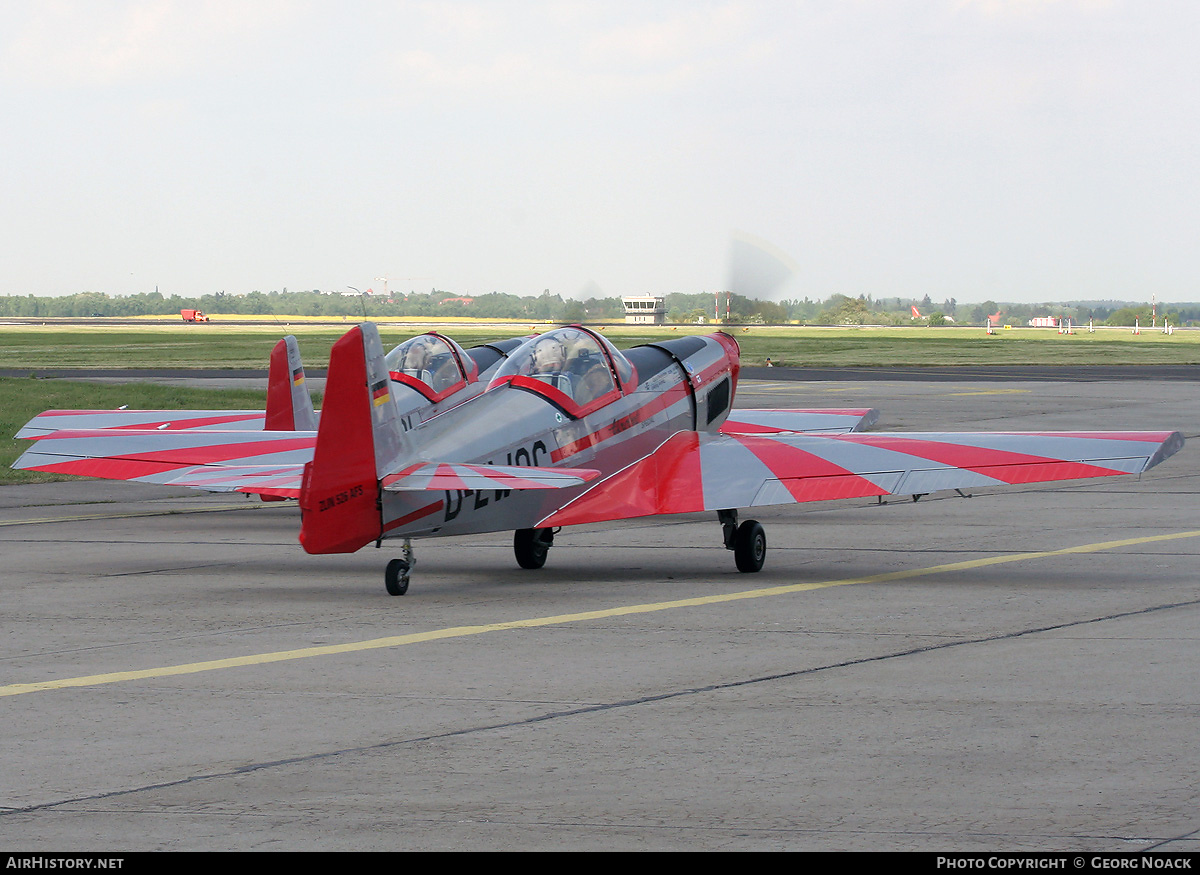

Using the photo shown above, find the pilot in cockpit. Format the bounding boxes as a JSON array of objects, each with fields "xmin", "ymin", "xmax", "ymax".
[
  {"xmin": 400, "ymin": 338, "xmax": 434, "ymax": 385},
  {"xmin": 529, "ymin": 336, "xmax": 571, "ymax": 394},
  {"xmin": 389, "ymin": 335, "xmax": 465, "ymax": 397},
  {"xmin": 570, "ymin": 348, "xmax": 613, "ymax": 406}
]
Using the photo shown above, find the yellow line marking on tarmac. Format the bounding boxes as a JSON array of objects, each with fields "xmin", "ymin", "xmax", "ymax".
[
  {"xmin": 738, "ymin": 384, "xmax": 849, "ymax": 395},
  {"xmin": 4, "ymin": 529, "xmax": 1199, "ymax": 698},
  {"xmin": 945, "ymin": 388, "xmax": 1031, "ymax": 396},
  {"xmin": 742, "ymin": 382, "xmax": 1033, "ymax": 397}
]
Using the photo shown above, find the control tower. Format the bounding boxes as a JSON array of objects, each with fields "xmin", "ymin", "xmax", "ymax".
[{"xmin": 621, "ymin": 295, "xmax": 666, "ymax": 324}]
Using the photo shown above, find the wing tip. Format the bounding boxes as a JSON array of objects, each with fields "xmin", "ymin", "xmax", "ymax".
[
  {"xmin": 1146, "ymin": 431, "xmax": 1185, "ymax": 471},
  {"xmin": 853, "ymin": 408, "xmax": 880, "ymax": 432}
]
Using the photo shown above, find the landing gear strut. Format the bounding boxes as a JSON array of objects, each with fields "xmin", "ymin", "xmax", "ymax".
[
  {"xmin": 385, "ymin": 539, "xmax": 415, "ymax": 596},
  {"xmin": 719, "ymin": 509, "xmax": 766, "ymax": 573},
  {"xmin": 514, "ymin": 527, "xmax": 554, "ymax": 569}
]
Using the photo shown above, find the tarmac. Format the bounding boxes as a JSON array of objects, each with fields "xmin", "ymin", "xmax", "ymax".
[{"xmin": 1, "ymin": 374, "xmax": 1197, "ymax": 851}]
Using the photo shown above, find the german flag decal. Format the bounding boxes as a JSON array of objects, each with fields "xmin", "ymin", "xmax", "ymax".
[
  {"xmin": 371, "ymin": 379, "xmax": 390, "ymax": 407},
  {"xmin": 292, "ymin": 367, "xmax": 305, "ymax": 386}
]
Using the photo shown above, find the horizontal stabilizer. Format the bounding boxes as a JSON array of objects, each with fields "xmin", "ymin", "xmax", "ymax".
[
  {"xmin": 382, "ymin": 462, "xmax": 600, "ymax": 492},
  {"xmin": 163, "ymin": 465, "xmax": 305, "ymax": 497},
  {"xmin": 720, "ymin": 408, "xmax": 879, "ymax": 435}
]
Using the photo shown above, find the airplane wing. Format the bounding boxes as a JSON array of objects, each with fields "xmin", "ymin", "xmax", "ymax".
[
  {"xmin": 11, "ymin": 428, "xmax": 315, "ymax": 498},
  {"xmin": 720, "ymin": 408, "xmax": 879, "ymax": 435},
  {"xmin": 15, "ymin": 409, "xmax": 268, "ymax": 437},
  {"xmin": 538, "ymin": 429, "xmax": 1185, "ymax": 527},
  {"xmin": 12, "ymin": 428, "xmax": 598, "ymax": 498}
]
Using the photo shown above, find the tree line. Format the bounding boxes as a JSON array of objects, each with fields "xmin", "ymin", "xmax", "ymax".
[{"xmin": 1, "ymin": 289, "xmax": 1195, "ymax": 326}]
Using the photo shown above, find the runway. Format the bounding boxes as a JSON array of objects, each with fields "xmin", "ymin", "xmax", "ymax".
[{"xmin": 1, "ymin": 377, "xmax": 1197, "ymax": 851}]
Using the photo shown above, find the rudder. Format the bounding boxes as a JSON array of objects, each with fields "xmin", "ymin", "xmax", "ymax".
[{"xmin": 298, "ymin": 323, "xmax": 409, "ymax": 554}]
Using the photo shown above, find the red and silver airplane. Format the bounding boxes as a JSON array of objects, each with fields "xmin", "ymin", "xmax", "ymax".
[{"xmin": 12, "ymin": 323, "xmax": 1184, "ymax": 595}]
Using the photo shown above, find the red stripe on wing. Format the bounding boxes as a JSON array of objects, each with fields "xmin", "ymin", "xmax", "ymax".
[
  {"xmin": 27, "ymin": 435, "xmax": 315, "ymax": 480},
  {"xmin": 733, "ymin": 435, "xmax": 889, "ymax": 501},
  {"xmin": 109, "ymin": 414, "xmax": 265, "ymax": 430},
  {"xmin": 837, "ymin": 434, "xmax": 1124, "ymax": 484}
]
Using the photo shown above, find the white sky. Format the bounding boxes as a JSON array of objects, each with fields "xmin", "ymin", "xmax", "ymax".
[{"xmin": 2, "ymin": 0, "xmax": 1197, "ymax": 304}]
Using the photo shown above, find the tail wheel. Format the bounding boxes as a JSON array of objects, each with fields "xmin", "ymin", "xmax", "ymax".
[
  {"xmin": 514, "ymin": 528, "xmax": 554, "ymax": 569},
  {"xmin": 733, "ymin": 520, "xmax": 766, "ymax": 572}
]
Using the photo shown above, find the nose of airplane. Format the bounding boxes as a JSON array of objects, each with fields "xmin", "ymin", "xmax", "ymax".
[{"xmin": 710, "ymin": 331, "xmax": 741, "ymax": 395}]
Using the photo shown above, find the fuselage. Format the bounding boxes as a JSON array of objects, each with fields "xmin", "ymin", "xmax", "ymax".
[{"xmin": 378, "ymin": 329, "xmax": 740, "ymax": 538}]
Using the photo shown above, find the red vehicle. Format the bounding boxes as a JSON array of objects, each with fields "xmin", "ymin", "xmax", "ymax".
[{"xmin": 181, "ymin": 309, "xmax": 209, "ymax": 323}]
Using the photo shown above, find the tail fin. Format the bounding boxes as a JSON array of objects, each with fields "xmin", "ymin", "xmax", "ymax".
[
  {"xmin": 298, "ymin": 323, "xmax": 411, "ymax": 554},
  {"xmin": 265, "ymin": 335, "xmax": 318, "ymax": 431}
]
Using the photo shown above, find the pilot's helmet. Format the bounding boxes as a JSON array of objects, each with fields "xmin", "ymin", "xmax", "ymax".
[
  {"xmin": 405, "ymin": 338, "xmax": 432, "ymax": 368},
  {"xmin": 532, "ymin": 336, "xmax": 566, "ymax": 373}
]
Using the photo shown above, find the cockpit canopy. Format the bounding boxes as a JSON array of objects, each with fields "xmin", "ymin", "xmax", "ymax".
[
  {"xmin": 385, "ymin": 332, "xmax": 479, "ymax": 403},
  {"xmin": 487, "ymin": 326, "xmax": 637, "ymax": 418}
]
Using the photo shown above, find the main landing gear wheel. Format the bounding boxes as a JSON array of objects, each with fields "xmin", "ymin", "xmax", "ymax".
[
  {"xmin": 514, "ymin": 527, "xmax": 554, "ymax": 569},
  {"xmin": 733, "ymin": 519, "xmax": 766, "ymax": 573},
  {"xmin": 385, "ymin": 559, "xmax": 410, "ymax": 596},
  {"xmin": 384, "ymin": 539, "xmax": 415, "ymax": 596}
]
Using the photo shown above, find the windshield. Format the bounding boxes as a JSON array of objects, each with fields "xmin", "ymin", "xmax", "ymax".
[
  {"xmin": 384, "ymin": 333, "xmax": 477, "ymax": 402},
  {"xmin": 487, "ymin": 326, "xmax": 636, "ymax": 417}
]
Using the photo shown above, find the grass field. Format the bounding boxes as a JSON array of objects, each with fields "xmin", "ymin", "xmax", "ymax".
[
  {"xmin": 2, "ymin": 321, "xmax": 1198, "ymax": 370},
  {"xmin": 0, "ymin": 378, "xmax": 269, "ymax": 485}
]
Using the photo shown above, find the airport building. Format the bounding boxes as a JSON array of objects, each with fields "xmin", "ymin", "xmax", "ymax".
[{"xmin": 621, "ymin": 295, "xmax": 666, "ymax": 324}]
